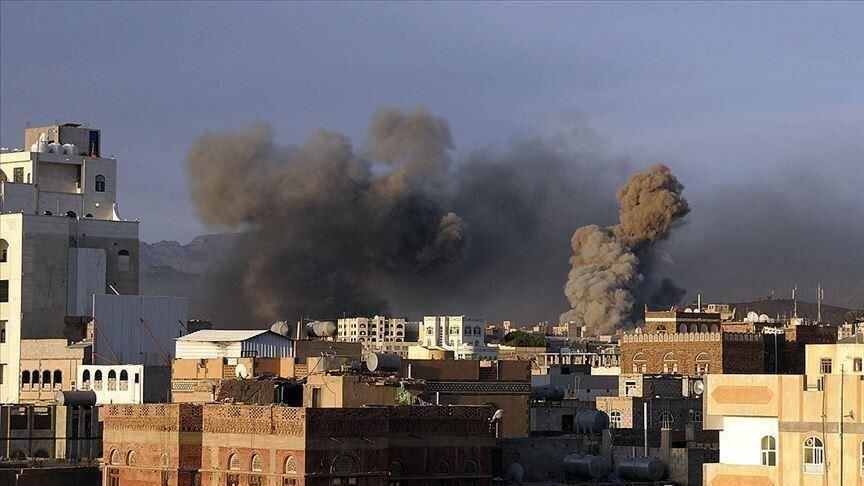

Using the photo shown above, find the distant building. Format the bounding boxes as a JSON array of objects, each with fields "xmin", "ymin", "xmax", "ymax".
[
  {"xmin": 422, "ymin": 315, "xmax": 486, "ymax": 348},
  {"xmin": 703, "ymin": 343, "xmax": 864, "ymax": 485},
  {"xmin": 620, "ymin": 331, "xmax": 764, "ymax": 376},
  {"xmin": 18, "ymin": 338, "xmax": 91, "ymax": 403},
  {"xmin": 336, "ymin": 315, "xmax": 418, "ymax": 343}
]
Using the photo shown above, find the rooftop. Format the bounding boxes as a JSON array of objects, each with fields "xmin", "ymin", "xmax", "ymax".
[{"xmin": 176, "ymin": 329, "xmax": 276, "ymax": 342}]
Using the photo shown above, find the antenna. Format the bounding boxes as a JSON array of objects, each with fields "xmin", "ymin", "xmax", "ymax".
[
  {"xmin": 817, "ymin": 284, "xmax": 824, "ymax": 323},
  {"xmin": 697, "ymin": 294, "xmax": 702, "ymax": 313},
  {"xmin": 792, "ymin": 285, "xmax": 798, "ymax": 318}
]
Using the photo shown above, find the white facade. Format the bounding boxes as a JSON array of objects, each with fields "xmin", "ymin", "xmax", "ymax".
[
  {"xmin": 175, "ymin": 330, "xmax": 293, "ymax": 359},
  {"xmin": 422, "ymin": 316, "xmax": 486, "ymax": 348},
  {"xmin": 718, "ymin": 416, "xmax": 779, "ymax": 465},
  {"xmin": 337, "ymin": 316, "xmax": 418, "ymax": 343},
  {"xmin": 78, "ymin": 364, "xmax": 144, "ymax": 404},
  {"xmin": 1, "ymin": 123, "xmax": 139, "ymax": 403}
]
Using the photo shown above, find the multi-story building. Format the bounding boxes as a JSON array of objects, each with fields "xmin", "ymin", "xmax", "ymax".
[
  {"xmin": 422, "ymin": 315, "xmax": 485, "ymax": 348},
  {"xmin": 1, "ymin": 123, "xmax": 140, "ymax": 403},
  {"xmin": 101, "ymin": 403, "xmax": 495, "ymax": 485},
  {"xmin": 703, "ymin": 343, "xmax": 864, "ymax": 486},
  {"xmin": 336, "ymin": 315, "xmax": 418, "ymax": 343},
  {"xmin": 643, "ymin": 308, "xmax": 723, "ymax": 334},
  {"xmin": 620, "ymin": 331, "xmax": 764, "ymax": 376}
]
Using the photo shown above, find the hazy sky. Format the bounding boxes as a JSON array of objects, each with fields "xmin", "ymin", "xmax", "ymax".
[{"xmin": 2, "ymin": 2, "xmax": 862, "ymax": 243}]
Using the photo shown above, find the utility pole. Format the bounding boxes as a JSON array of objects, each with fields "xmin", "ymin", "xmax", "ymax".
[{"xmin": 792, "ymin": 285, "xmax": 798, "ymax": 318}]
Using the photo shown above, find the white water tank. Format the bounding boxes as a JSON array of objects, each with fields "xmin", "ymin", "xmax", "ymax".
[
  {"xmin": 63, "ymin": 143, "xmax": 77, "ymax": 155},
  {"xmin": 47, "ymin": 142, "xmax": 62, "ymax": 153}
]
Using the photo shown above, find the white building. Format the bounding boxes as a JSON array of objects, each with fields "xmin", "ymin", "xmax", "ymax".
[
  {"xmin": 78, "ymin": 364, "xmax": 145, "ymax": 404},
  {"xmin": 175, "ymin": 330, "xmax": 294, "ymax": 360},
  {"xmin": 1, "ymin": 123, "xmax": 139, "ymax": 403},
  {"xmin": 336, "ymin": 316, "xmax": 418, "ymax": 343},
  {"xmin": 422, "ymin": 316, "xmax": 486, "ymax": 348}
]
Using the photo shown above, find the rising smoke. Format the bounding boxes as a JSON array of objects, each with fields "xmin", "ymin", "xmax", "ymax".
[
  {"xmin": 561, "ymin": 165, "xmax": 690, "ymax": 334},
  {"xmin": 186, "ymin": 108, "xmax": 468, "ymax": 323}
]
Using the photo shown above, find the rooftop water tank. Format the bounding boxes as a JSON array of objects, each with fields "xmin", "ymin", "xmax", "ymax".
[
  {"xmin": 575, "ymin": 409, "xmax": 609, "ymax": 434},
  {"xmin": 305, "ymin": 321, "xmax": 336, "ymax": 338},
  {"xmin": 62, "ymin": 143, "xmax": 77, "ymax": 155},
  {"xmin": 270, "ymin": 320, "xmax": 293, "ymax": 337},
  {"xmin": 366, "ymin": 352, "xmax": 401, "ymax": 372},
  {"xmin": 617, "ymin": 457, "xmax": 665, "ymax": 481},
  {"xmin": 563, "ymin": 453, "xmax": 608, "ymax": 479},
  {"xmin": 54, "ymin": 390, "xmax": 97, "ymax": 406},
  {"xmin": 47, "ymin": 142, "xmax": 62, "ymax": 154}
]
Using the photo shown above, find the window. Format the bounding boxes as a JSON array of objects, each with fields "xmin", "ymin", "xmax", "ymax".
[
  {"xmin": 108, "ymin": 370, "xmax": 117, "ymax": 390},
  {"xmin": 127, "ymin": 450, "xmax": 137, "ymax": 466},
  {"xmin": 855, "ymin": 358, "xmax": 863, "ymax": 373},
  {"xmin": 695, "ymin": 353, "xmax": 711, "ymax": 375},
  {"xmin": 228, "ymin": 453, "xmax": 241, "ymax": 470},
  {"xmin": 0, "ymin": 239, "xmax": 8, "ymax": 262},
  {"xmin": 331, "ymin": 452, "xmax": 359, "ymax": 473},
  {"xmin": 32, "ymin": 369, "xmax": 40, "ymax": 385},
  {"xmin": 109, "ymin": 449, "xmax": 121, "ymax": 465},
  {"xmin": 659, "ymin": 411, "xmax": 674, "ymax": 429},
  {"xmin": 66, "ymin": 211, "xmax": 77, "ymax": 218},
  {"xmin": 117, "ymin": 250, "xmax": 130, "ymax": 272},
  {"xmin": 761, "ymin": 435, "xmax": 776, "ymax": 466},
  {"xmin": 624, "ymin": 380, "xmax": 637, "ymax": 397},
  {"xmin": 679, "ymin": 324, "xmax": 687, "ymax": 333},
  {"xmin": 803, "ymin": 436, "xmax": 824, "ymax": 474},
  {"xmin": 42, "ymin": 370, "xmax": 50, "ymax": 387},
  {"xmin": 691, "ymin": 410, "xmax": 703, "ymax": 425},
  {"xmin": 13, "ymin": 167, "xmax": 24, "ymax": 183},
  {"xmin": 95, "ymin": 175, "xmax": 106, "ymax": 192},
  {"xmin": 632, "ymin": 352, "xmax": 647, "ymax": 373},
  {"xmin": 464, "ymin": 459, "xmax": 479, "ymax": 474},
  {"xmin": 0, "ymin": 321, "xmax": 6, "ymax": 343},
  {"xmin": 0, "ymin": 280, "xmax": 8, "ymax": 302},
  {"xmin": 21, "ymin": 370, "xmax": 30, "ymax": 388},
  {"xmin": 284, "ymin": 455, "xmax": 297, "ymax": 473},
  {"xmin": 94, "ymin": 370, "xmax": 103, "ymax": 390},
  {"xmin": 53, "ymin": 370, "xmax": 62, "ymax": 388},
  {"xmin": 820, "ymin": 358, "xmax": 832, "ymax": 374},
  {"xmin": 610, "ymin": 410, "xmax": 622, "ymax": 428},
  {"xmin": 251, "ymin": 454, "xmax": 263, "ymax": 472},
  {"xmin": 662, "ymin": 352, "xmax": 678, "ymax": 373}
]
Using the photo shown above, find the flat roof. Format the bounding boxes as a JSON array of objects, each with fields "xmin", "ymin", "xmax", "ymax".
[{"xmin": 176, "ymin": 329, "xmax": 275, "ymax": 342}]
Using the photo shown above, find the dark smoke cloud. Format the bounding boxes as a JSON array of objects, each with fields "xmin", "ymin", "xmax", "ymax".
[
  {"xmin": 561, "ymin": 165, "xmax": 690, "ymax": 334},
  {"xmin": 186, "ymin": 108, "xmax": 468, "ymax": 323}
]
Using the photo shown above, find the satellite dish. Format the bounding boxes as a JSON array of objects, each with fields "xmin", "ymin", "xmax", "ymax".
[
  {"xmin": 692, "ymin": 379, "xmax": 704, "ymax": 396},
  {"xmin": 235, "ymin": 364, "xmax": 249, "ymax": 379},
  {"xmin": 684, "ymin": 308, "xmax": 693, "ymax": 313}
]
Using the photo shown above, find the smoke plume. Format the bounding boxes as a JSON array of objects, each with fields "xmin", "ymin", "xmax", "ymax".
[
  {"xmin": 186, "ymin": 108, "xmax": 468, "ymax": 323},
  {"xmin": 561, "ymin": 164, "xmax": 690, "ymax": 334}
]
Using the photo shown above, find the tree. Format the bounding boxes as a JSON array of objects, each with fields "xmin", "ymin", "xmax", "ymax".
[{"xmin": 503, "ymin": 330, "xmax": 547, "ymax": 347}]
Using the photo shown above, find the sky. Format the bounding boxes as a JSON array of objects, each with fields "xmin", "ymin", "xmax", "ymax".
[{"xmin": 2, "ymin": 2, "xmax": 863, "ymax": 310}]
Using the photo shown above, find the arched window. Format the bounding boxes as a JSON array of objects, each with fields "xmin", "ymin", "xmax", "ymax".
[
  {"xmin": 53, "ymin": 370, "xmax": 62, "ymax": 387},
  {"xmin": 679, "ymin": 324, "xmax": 688, "ymax": 333},
  {"xmin": 82, "ymin": 370, "xmax": 90, "ymax": 390},
  {"xmin": 43, "ymin": 210, "xmax": 53, "ymax": 216},
  {"xmin": 464, "ymin": 459, "xmax": 480, "ymax": 474},
  {"xmin": 66, "ymin": 211, "xmax": 77, "ymax": 218},
  {"xmin": 42, "ymin": 370, "xmax": 51, "ymax": 386},
  {"xmin": 21, "ymin": 370, "xmax": 30, "ymax": 387},
  {"xmin": 251, "ymin": 453, "xmax": 263, "ymax": 472},
  {"xmin": 0, "ymin": 239, "xmax": 8, "ymax": 263},
  {"xmin": 95, "ymin": 175, "xmax": 106, "ymax": 192},
  {"xmin": 700, "ymin": 324, "xmax": 708, "ymax": 333},
  {"xmin": 761, "ymin": 435, "xmax": 777, "ymax": 466},
  {"xmin": 110, "ymin": 449, "xmax": 120, "ymax": 465},
  {"xmin": 84, "ymin": 213, "xmax": 93, "ymax": 218},
  {"xmin": 610, "ymin": 410, "xmax": 622, "ymax": 428},
  {"xmin": 803, "ymin": 436, "xmax": 824, "ymax": 474},
  {"xmin": 284, "ymin": 455, "xmax": 297, "ymax": 474},
  {"xmin": 331, "ymin": 453, "xmax": 359, "ymax": 474},
  {"xmin": 389, "ymin": 461, "xmax": 404, "ymax": 476},
  {"xmin": 32, "ymin": 370, "xmax": 40, "ymax": 385},
  {"xmin": 228, "ymin": 453, "xmax": 241, "ymax": 470},
  {"xmin": 119, "ymin": 369, "xmax": 129, "ymax": 390},
  {"xmin": 690, "ymin": 324, "xmax": 698, "ymax": 333},
  {"xmin": 632, "ymin": 352, "xmax": 647, "ymax": 373},
  {"xmin": 662, "ymin": 352, "xmax": 678, "ymax": 373},
  {"xmin": 127, "ymin": 450, "xmax": 137, "ymax": 466},
  {"xmin": 710, "ymin": 324, "xmax": 719, "ymax": 333},
  {"xmin": 94, "ymin": 370, "xmax": 103, "ymax": 390},
  {"xmin": 108, "ymin": 370, "xmax": 117, "ymax": 390},
  {"xmin": 659, "ymin": 411, "xmax": 674, "ymax": 429},
  {"xmin": 161, "ymin": 452, "xmax": 169, "ymax": 468},
  {"xmin": 434, "ymin": 460, "xmax": 451, "ymax": 474},
  {"xmin": 691, "ymin": 410, "xmax": 703, "ymax": 425},
  {"xmin": 695, "ymin": 352, "xmax": 711, "ymax": 375}
]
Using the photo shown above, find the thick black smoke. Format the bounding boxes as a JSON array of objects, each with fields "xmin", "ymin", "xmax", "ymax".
[{"xmin": 186, "ymin": 109, "xmax": 468, "ymax": 323}]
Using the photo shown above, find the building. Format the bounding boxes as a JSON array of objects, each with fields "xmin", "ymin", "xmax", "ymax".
[
  {"xmin": 359, "ymin": 340, "xmax": 417, "ymax": 358},
  {"xmin": 620, "ymin": 331, "xmax": 764, "ymax": 376},
  {"xmin": 175, "ymin": 330, "xmax": 295, "ymax": 360},
  {"xmin": 402, "ymin": 359, "xmax": 531, "ymax": 438},
  {"xmin": 703, "ymin": 344, "xmax": 864, "ymax": 485},
  {"xmin": 101, "ymin": 403, "xmax": 495, "ymax": 485},
  {"xmin": 0, "ymin": 400, "xmax": 102, "ymax": 462},
  {"xmin": 422, "ymin": 315, "xmax": 486, "ymax": 348},
  {"xmin": 336, "ymin": 316, "xmax": 418, "ymax": 343},
  {"xmin": 643, "ymin": 308, "xmax": 723, "ymax": 334},
  {"xmin": 533, "ymin": 350, "xmax": 620, "ymax": 376},
  {"xmin": 18, "ymin": 338, "xmax": 91, "ymax": 403}
]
